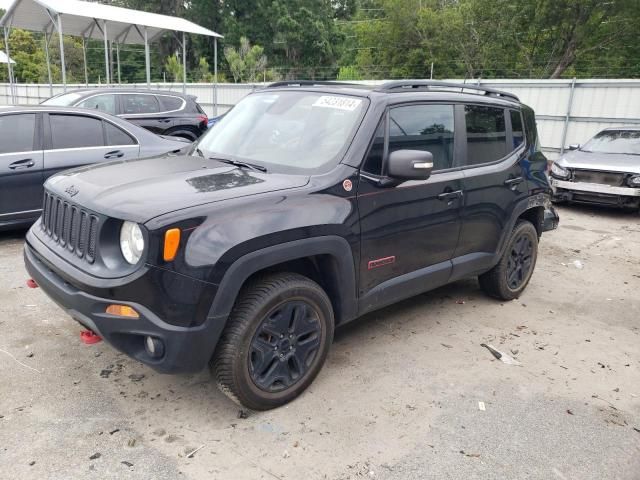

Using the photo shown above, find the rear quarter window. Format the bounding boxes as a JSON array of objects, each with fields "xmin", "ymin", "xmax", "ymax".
[{"xmin": 158, "ymin": 96, "xmax": 184, "ymax": 112}]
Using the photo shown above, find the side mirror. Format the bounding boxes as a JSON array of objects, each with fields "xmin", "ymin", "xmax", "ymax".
[
  {"xmin": 567, "ymin": 144, "xmax": 580, "ymax": 151},
  {"xmin": 387, "ymin": 150, "xmax": 433, "ymax": 180}
]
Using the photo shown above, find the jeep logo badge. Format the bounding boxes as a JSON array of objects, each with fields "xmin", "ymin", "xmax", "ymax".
[{"xmin": 65, "ymin": 185, "xmax": 79, "ymax": 197}]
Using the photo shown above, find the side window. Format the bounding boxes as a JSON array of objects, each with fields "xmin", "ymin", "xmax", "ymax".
[
  {"xmin": 464, "ymin": 105, "xmax": 507, "ymax": 165},
  {"xmin": 388, "ymin": 104, "xmax": 455, "ymax": 171},
  {"xmin": 77, "ymin": 95, "xmax": 117, "ymax": 115},
  {"xmin": 510, "ymin": 110, "xmax": 524, "ymax": 150},
  {"xmin": 121, "ymin": 94, "xmax": 160, "ymax": 115},
  {"xmin": 0, "ymin": 114, "xmax": 36, "ymax": 153},
  {"xmin": 49, "ymin": 115, "xmax": 104, "ymax": 149},
  {"xmin": 362, "ymin": 121, "xmax": 385, "ymax": 175},
  {"xmin": 104, "ymin": 122, "xmax": 136, "ymax": 146},
  {"xmin": 158, "ymin": 96, "xmax": 183, "ymax": 112}
]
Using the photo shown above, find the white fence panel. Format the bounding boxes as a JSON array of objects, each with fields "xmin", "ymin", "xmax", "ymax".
[{"xmin": 1, "ymin": 79, "xmax": 639, "ymax": 159}]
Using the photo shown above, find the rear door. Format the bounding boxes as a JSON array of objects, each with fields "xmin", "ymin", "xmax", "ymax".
[
  {"xmin": 452, "ymin": 104, "xmax": 529, "ymax": 277},
  {"xmin": 119, "ymin": 94, "xmax": 174, "ymax": 133},
  {"xmin": 0, "ymin": 113, "xmax": 45, "ymax": 220},
  {"xmin": 43, "ymin": 113, "xmax": 140, "ymax": 180}
]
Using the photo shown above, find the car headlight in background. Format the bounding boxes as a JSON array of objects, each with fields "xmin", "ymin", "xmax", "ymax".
[
  {"xmin": 628, "ymin": 175, "xmax": 640, "ymax": 187},
  {"xmin": 551, "ymin": 163, "xmax": 570, "ymax": 179},
  {"xmin": 120, "ymin": 221, "xmax": 145, "ymax": 264}
]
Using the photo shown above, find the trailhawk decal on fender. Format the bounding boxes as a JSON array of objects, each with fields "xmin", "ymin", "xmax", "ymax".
[{"xmin": 368, "ymin": 256, "xmax": 396, "ymax": 270}]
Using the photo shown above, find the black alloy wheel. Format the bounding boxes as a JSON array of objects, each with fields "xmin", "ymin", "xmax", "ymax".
[
  {"xmin": 211, "ymin": 273, "xmax": 334, "ymax": 410},
  {"xmin": 506, "ymin": 234, "xmax": 534, "ymax": 290},
  {"xmin": 249, "ymin": 300, "xmax": 322, "ymax": 392},
  {"xmin": 479, "ymin": 220, "xmax": 539, "ymax": 300}
]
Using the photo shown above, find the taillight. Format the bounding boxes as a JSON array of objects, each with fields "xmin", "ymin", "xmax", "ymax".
[{"xmin": 197, "ymin": 114, "xmax": 208, "ymax": 125}]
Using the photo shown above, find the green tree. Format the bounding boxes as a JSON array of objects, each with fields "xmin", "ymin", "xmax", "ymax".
[
  {"xmin": 164, "ymin": 54, "xmax": 183, "ymax": 82},
  {"xmin": 224, "ymin": 37, "xmax": 267, "ymax": 83}
]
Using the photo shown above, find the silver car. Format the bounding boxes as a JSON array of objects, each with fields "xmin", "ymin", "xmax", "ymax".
[
  {"xmin": 0, "ymin": 105, "xmax": 190, "ymax": 230},
  {"xmin": 550, "ymin": 127, "xmax": 640, "ymax": 210}
]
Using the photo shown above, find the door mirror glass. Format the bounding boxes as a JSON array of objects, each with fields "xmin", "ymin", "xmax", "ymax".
[
  {"xmin": 567, "ymin": 144, "xmax": 580, "ymax": 150},
  {"xmin": 387, "ymin": 149, "xmax": 433, "ymax": 180}
]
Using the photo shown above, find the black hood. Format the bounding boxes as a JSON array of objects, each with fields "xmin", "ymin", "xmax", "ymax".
[{"xmin": 45, "ymin": 156, "xmax": 309, "ymax": 223}]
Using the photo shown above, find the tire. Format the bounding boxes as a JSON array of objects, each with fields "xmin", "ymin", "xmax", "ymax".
[
  {"xmin": 211, "ymin": 272, "xmax": 334, "ymax": 410},
  {"xmin": 479, "ymin": 220, "xmax": 539, "ymax": 301}
]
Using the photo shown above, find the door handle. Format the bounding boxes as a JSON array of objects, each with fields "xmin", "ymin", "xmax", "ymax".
[
  {"xmin": 437, "ymin": 190, "xmax": 463, "ymax": 202},
  {"xmin": 504, "ymin": 177, "xmax": 524, "ymax": 189},
  {"xmin": 104, "ymin": 150, "xmax": 125, "ymax": 159},
  {"xmin": 9, "ymin": 158, "xmax": 35, "ymax": 170}
]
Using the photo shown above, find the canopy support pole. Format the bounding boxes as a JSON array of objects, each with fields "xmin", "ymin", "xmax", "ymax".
[
  {"xmin": 144, "ymin": 26, "xmax": 150, "ymax": 88},
  {"xmin": 116, "ymin": 42, "xmax": 121, "ymax": 84},
  {"xmin": 214, "ymin": 37, "xmax": 218, "ymax": 116},
  {"xmin": 56, "ymin": 14, "xmax": 66, "ymax": 92},
  {"xmin": 182, "ymin": 32, "xmax": 186, "ymax": 93},
  {"xmin": 3, "ymin": 26, "xmax": 15, "ymax": 104},
  {"xmin": 44, "ymin": 31, "xmax": 53, "ymax": 96},
  {"xmin": 81, "ymin": 36, "xmax": 88, "ymax": 86},
  {"xmin": 103, "ymin": 21, "xmax": 110, "ymax": 85}
]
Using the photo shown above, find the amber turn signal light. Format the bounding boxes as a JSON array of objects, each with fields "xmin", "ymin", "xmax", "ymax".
[
  {"xmin": 105, "ymin": 304, "xmax": 140, "ymax": 318},
  {"xmin": 163, "ymin": 228, "xmax": 181, "ymax": 262}
]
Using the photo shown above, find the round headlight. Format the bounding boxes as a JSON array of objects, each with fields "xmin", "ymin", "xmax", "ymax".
[
  {"xmin": 120, "ymin": 221, "xmax": 145, "ymax": 265},
  {"xmin": 551, "ymin": 162, "xmax": 570, "ymax": 179},
  {"xmin": 628, "ymin": 175, "xmax": 640, "ymax": 187}
]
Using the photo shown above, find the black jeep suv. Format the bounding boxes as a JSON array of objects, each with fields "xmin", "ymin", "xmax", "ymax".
[
  {"xmin": 42, "ymin": 88, "xmax": 208, "ymax": 141},
  {"xmin": 25, "ymin": 81, "xmax": 558, "ymax": 410}
]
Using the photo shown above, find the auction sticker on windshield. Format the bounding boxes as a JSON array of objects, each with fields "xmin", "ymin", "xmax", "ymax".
[{"xmin": 313, "ymin": 96, "xmax": 362, "ymax": 111}]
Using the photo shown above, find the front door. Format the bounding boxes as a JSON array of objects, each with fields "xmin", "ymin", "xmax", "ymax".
[
  {"xmin": 357, "ymin": 103, "xmax": 463, "ymax": 308},
  {"xmin": 0, "ymin": 113, "xmax": 44, "ymax": 222},
  {"xmin": 43, "ymin": 113, "xmax": 140, "ymax": 181}
]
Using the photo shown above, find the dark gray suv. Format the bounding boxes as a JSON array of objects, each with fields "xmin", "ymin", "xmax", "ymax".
[{"xmin": 0, "ymin": 106, "xmax": 189, "ymax": 230}]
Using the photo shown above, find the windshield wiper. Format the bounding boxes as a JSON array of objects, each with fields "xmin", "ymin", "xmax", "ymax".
[{"xmin": 210, "ymin": 157, "xmax": 267, "ymax": 173}]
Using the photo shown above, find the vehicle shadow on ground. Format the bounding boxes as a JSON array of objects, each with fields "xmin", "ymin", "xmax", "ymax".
[
  {"xmin": 555, "ymin": 202, "xmax": 638, "ymax": 221},
  {"xmin": 0, "ymin": 228, "xmax": 28, "ymax": 243}
]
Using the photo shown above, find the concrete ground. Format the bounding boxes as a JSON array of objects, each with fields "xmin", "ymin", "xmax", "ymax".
[{"xmin": 0, "ymin": 204, "xmax": 639, "ymax": 480}]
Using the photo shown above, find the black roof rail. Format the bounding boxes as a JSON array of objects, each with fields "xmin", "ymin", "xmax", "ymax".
[
  {"xmin": 266, "ymin": 80, "xmax": 361, "ymax": 89},
  {"xmin": 376, "ymin": 80, "xmax": 520, "ymax": 102}
]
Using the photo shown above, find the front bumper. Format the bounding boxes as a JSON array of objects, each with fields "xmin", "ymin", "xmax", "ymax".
[
  {"xmin": 551, "ymin": 178, "xmax": 640, "ymax": 207},
  {"xmin": 24, "ymin": 242, "xmax": 226, "ymax": 374}
]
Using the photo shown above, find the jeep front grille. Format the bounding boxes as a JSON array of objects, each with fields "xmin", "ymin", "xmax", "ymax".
[
  {"xmin": 41, "ymin": 192, "xmax": 99, "ymax": 264},
  {"xmin": 571, "ymin": 169, "xmax": 625, "ymax": 186}
]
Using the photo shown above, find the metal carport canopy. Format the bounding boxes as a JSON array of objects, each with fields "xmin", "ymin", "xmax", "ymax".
[{"xmin": 0, "ymin": 0, "xmax": 223, "ymax": 103}]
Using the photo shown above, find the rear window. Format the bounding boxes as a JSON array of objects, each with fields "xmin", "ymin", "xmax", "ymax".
[
  {"xmin": 464, "ymin": 105, "xmax": 507, "ymax": 165},
  {"xmin": 49, "ymin": 114, "xmax": 104, "ymax": 149},
  {"xmin": 121, "ymin": 94, "xmax": 160, "ymax": 115},
  {"xmin": 158, "ymin": 96, "xmax": 184, "ymax": 112}
]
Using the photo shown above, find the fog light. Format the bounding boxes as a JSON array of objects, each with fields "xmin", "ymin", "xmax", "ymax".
[
  {"xmin": 145, "ymin": 336, "xmax": 164, "ymax": 358},
  {"xmin": 106, "ymin": 304, "xmax": 139, "ymax": 318}
]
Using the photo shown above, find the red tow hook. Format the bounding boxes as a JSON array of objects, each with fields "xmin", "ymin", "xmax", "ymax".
[
  {"xmin": 80, "ymin": 330, "xmax": 102, "ymax": 345},
  {"xmin": 26, "ymin": 279, "xmax": 38, "ymax": 289}
]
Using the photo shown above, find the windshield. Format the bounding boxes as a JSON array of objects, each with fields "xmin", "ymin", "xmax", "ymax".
[
  {"xmin": 581, "ymin": 130, "xmax": 640, "ymax": 155},
  {"xmin": 41, "ymin": 92, "xmax": 84, "ymax": 106},
  {"xmin": 196, "ymin": 91, "xmax": 368, "ymax": 173}
]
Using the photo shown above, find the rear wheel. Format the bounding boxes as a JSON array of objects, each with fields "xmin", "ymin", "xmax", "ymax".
[
  {"xmin": 211, "ymin": 273, "xmax": 334, "ymax": 410},
  {"xmin": 479, "ymin": 220, "xmax": 538, "ymax": 300}
]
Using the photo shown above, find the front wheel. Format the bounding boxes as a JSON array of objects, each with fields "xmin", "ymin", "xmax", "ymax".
[
  {"xmin": 479, "ymin": 220, "xmax": 539, "ymax": 300},
  {"xmin": 211, "ymin": 273, "xmax": 334, "ymax": 410}
]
